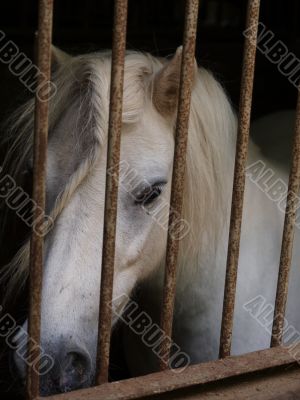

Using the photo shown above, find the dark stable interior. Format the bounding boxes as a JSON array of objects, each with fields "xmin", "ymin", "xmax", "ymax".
[{"xmin": 0, "ymin": 1, "xmax": 299, "ymax": 398}]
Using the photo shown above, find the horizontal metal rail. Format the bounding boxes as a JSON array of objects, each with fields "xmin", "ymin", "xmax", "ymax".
[
  {"xmin": 27, "ymin": 0, "xmax": 54, "ymax": 399},
  {"xmin": 41, "ymin": 344, "xmax": 300, "ymax": 400},
  {"xmin": 219, "ymin": 0, "xmax": 261, "ymax": 359}
]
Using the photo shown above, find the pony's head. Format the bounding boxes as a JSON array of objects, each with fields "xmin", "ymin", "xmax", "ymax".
[{"xmin": 3, "ymin": 47, "xmax": 236, "ymax": 394}]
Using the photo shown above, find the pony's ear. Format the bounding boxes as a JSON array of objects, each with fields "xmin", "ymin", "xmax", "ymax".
[
  {"xmin": 152, "ymin": 46, "xmax": 198, "ymax": 117},
  {"xmin": 51, "ymin": 45, "xmax": 72, "ymax": 68}
]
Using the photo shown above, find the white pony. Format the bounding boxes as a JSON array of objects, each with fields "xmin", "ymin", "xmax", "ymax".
[{"xmin": 2, "ymin": 47, "xmax": 300, "ymax": 395}]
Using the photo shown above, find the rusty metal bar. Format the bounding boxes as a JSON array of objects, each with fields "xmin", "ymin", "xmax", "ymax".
[
  {"xmin": 26, "ymin": 1, "xmax": 54, "ymax": 399},
  {"xmin": 159, "ymin": 0, "xmax": 200, "ymax": 371},
  {"xmin": 219, "ymin": 0, "xmax": 260, "ymax": 359},
  {"xmin": 96, "ymin": 0, "xmax": 128, "ymax": 385},
  {"xmin": 271, "ymin": 92, "xmax": 300, "ymax": 347},
  {"xmin": 42, "ymin": 344, "xmax": 300, "ymax": 400}
]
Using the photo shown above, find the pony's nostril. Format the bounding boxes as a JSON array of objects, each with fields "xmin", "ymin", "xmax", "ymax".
[
  {"xmin": 59, "ymin": 351, "xmax": 91, "ymax": 392},
  {"xmin": 39, "ymin": 346, "xmax": 92, "ymax": 395}
]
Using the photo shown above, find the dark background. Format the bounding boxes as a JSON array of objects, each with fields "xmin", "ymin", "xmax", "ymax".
[
  {"xmin": 0, "ymin": 0, "xmax": 299, "ymax": 122},
  {"xmin": 0, "ymin": 1, "xmax": 299, "ymax": 398}
]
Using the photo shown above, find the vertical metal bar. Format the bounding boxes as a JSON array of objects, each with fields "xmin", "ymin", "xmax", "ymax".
[
  {"xmin": 159, "ymin": 0, "xmax": 200, "ymax": 371},
  {"xmin": 219, "ymin": 0, "xmax": 260, "ymax": 359},
  {"xmin": 271, "ymin": 92, "xmax": 300, "ymax": 347},
  {"xmin": 26, "ymin": 1, "xmax": 54, "ymax": 399},
  {"xmin": 96, "ymin": 0, "xmax": 128, "ymax": 385}
]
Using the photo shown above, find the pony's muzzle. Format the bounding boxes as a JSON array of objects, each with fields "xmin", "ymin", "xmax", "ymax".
[
  {"xmin": 40, "ymin": 344, "xmax": 92, "ymax": 395},
  {"xmin": 59, "ymin": 351, "xmax": 91, "ymax": 391}
]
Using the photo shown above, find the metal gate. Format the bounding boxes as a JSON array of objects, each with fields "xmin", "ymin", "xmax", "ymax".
[{"xmin": 26, "ymin": 0, "xmax": 300, "ymax": 399}]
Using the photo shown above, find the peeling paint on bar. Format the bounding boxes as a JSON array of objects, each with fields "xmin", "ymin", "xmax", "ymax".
[
  {"xmin": 219, "ymin": 0, "xmax": 261, "ymax": 359},
  {"xmin": 95, "ymin": 0, "xmax": 128, "ymax": 385},
  {"xmin": 26, "ymin": 1, "xmax": 54, "ymax": 399},
  {"xmin": 271, "ymin": 91, "xmax": 300, "ymax": 347},
  {"xmin": 159, "ymin": 0, "xmax": 200, "ymax": 371},
  {"xmin": 41, "ymin": 345, "xmax": 300, "ymax": 400}
]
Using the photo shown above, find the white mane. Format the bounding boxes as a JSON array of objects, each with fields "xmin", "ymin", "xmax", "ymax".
[{"xmin": 1, "ymin": 50, "xmax": 237, "ymax": 302}]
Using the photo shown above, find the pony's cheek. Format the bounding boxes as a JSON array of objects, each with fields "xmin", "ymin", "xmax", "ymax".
[
  {"xmin": 121, "ymin": 205, "xmax": 168, "ymax": 251},
  {"xmin": 112, "ymin": 269, "xmax": 139, "ymax": 312}
]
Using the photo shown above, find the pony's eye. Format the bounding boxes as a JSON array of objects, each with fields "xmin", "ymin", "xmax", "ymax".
[{"xmin": 134, "ymin": 183, "xmax": 165, "ymax": 206}]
